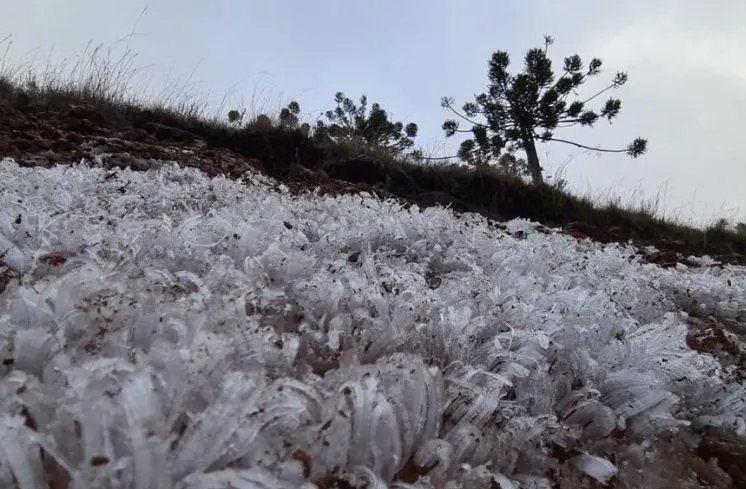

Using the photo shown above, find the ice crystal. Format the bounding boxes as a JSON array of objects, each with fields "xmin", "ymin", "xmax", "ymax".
[{"xmin": 0, "ymin": 157, "xmax": 744, "ymax": 488}]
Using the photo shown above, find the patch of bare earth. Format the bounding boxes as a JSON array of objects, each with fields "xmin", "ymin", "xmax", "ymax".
[{"xmin": 681, "ymin": 300, "xmax": 746, "ymax": 488}]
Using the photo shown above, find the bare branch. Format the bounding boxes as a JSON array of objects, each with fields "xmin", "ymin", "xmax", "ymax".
[
  {"xmin": 442, "ymin": 98, "xmax": 486, "ymax": 127},
  {"xmin": 579, "ymin": 82, "xmax": 619, "ymax": 106},
  {"xmin": 542, "ymin": 136, "xmax": 634, "ymax": 153},
  {"xmin": 555, "ymin": 116, "xmax": 596, "ymax": 125}
]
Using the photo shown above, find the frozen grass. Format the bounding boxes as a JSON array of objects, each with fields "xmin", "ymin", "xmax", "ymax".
[{"xmin": 0, "ymin": 158, "xmax": 745, "ymax": 488}]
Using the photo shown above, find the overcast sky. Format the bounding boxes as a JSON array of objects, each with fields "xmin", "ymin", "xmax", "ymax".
[{"xmin": 2, "ymin": 1, "xmax": 744, "ymax": 225}]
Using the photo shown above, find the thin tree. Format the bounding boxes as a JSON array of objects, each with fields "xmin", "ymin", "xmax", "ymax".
[{"xmin": 442, "ymin": 35, "xmax": 647, "ymax": 184}]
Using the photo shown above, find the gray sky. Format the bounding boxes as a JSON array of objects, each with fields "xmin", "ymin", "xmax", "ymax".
[{"xmin": 2, "ymin": 0, "xmax": 744, "ymax": 225}]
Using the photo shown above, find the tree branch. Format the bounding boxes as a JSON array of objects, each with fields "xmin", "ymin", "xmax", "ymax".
[
  {"xmin": 554, "ymin": 121, "xmax": 583, "ymax": 128},
  {"xmin": 443, "ymin": 99, "xmax": 487, "ymax": 127},
  {"xmin": 579, "ymin": 83, "xmax": 617, "ymax": 105},
  {"xmin": 542, "ymin": 67, "xmax": 573, "ymax": 98},
  {"xmin": 555, "ymin": 117, "xmax": 591, "ymax": 125},
  {"xmin": 543, "ymin": 137, "xmax": 633, "ymax": 153},
  {"xmin": 489, "ymin": 121, "xmax": 519, "ymax": 131},
  {"xmin": 417, "ymin": 154, "xmax": 459, "ymax": 161}
]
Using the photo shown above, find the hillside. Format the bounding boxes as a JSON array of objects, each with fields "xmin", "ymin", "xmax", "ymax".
[
  {"xmin": 1, "ymin": 79, "xmax": 745, "ymax": 269},
  {"xmin": 0, "ymin": 80, "xmax": 746, "ymax": 488}
]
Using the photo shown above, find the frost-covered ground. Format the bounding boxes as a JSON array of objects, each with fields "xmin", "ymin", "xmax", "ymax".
[{"xmin": 0, "ymin": 157, "xmax": 745, "ymax": 489}]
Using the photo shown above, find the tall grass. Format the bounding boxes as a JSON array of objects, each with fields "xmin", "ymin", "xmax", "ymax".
[{"xmin": 0, "ymin": 34, "xmax": 238, "ymax": 126}]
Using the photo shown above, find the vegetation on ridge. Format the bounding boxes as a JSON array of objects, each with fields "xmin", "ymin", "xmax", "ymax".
[
  {"xmin": 313, "ymin": 92, "xmax": 419, "ymax": 156},
  {"xmin": 0, "ymin": 36, "xmax": 744, "ymax": 267}
]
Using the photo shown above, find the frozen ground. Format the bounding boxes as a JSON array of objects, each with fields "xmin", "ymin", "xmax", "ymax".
[{"xmin": 0, "ymin": 157, "xmax": 745, "ymax": 488}]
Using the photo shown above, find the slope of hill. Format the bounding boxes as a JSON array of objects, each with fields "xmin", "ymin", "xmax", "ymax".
[
  {"xmin": 1, "ymin": 79, "xmax": 745, "ymax": 269},
  {"xmin": 1, "ymin": 79, "xmax": 745, "ymax": 488}
]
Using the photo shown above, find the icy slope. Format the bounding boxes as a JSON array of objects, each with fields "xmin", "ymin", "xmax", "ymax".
[{"xmin": 0, "ymin": 157, "xmax": 744, "ymax": 489}]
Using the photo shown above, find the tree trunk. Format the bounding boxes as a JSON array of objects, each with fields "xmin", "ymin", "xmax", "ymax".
[{"xmin": 523, "ymin": 137, "xmax": 543, "ymax": 185}]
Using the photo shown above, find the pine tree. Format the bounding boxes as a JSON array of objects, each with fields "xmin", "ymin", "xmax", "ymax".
[
  {"xmin": 442, "ymin": 35, "xmax": 647, "ymax": 184},
  {"xmin": 316, "ymin": 92, "xmax": 418, "ymax": 154}
]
